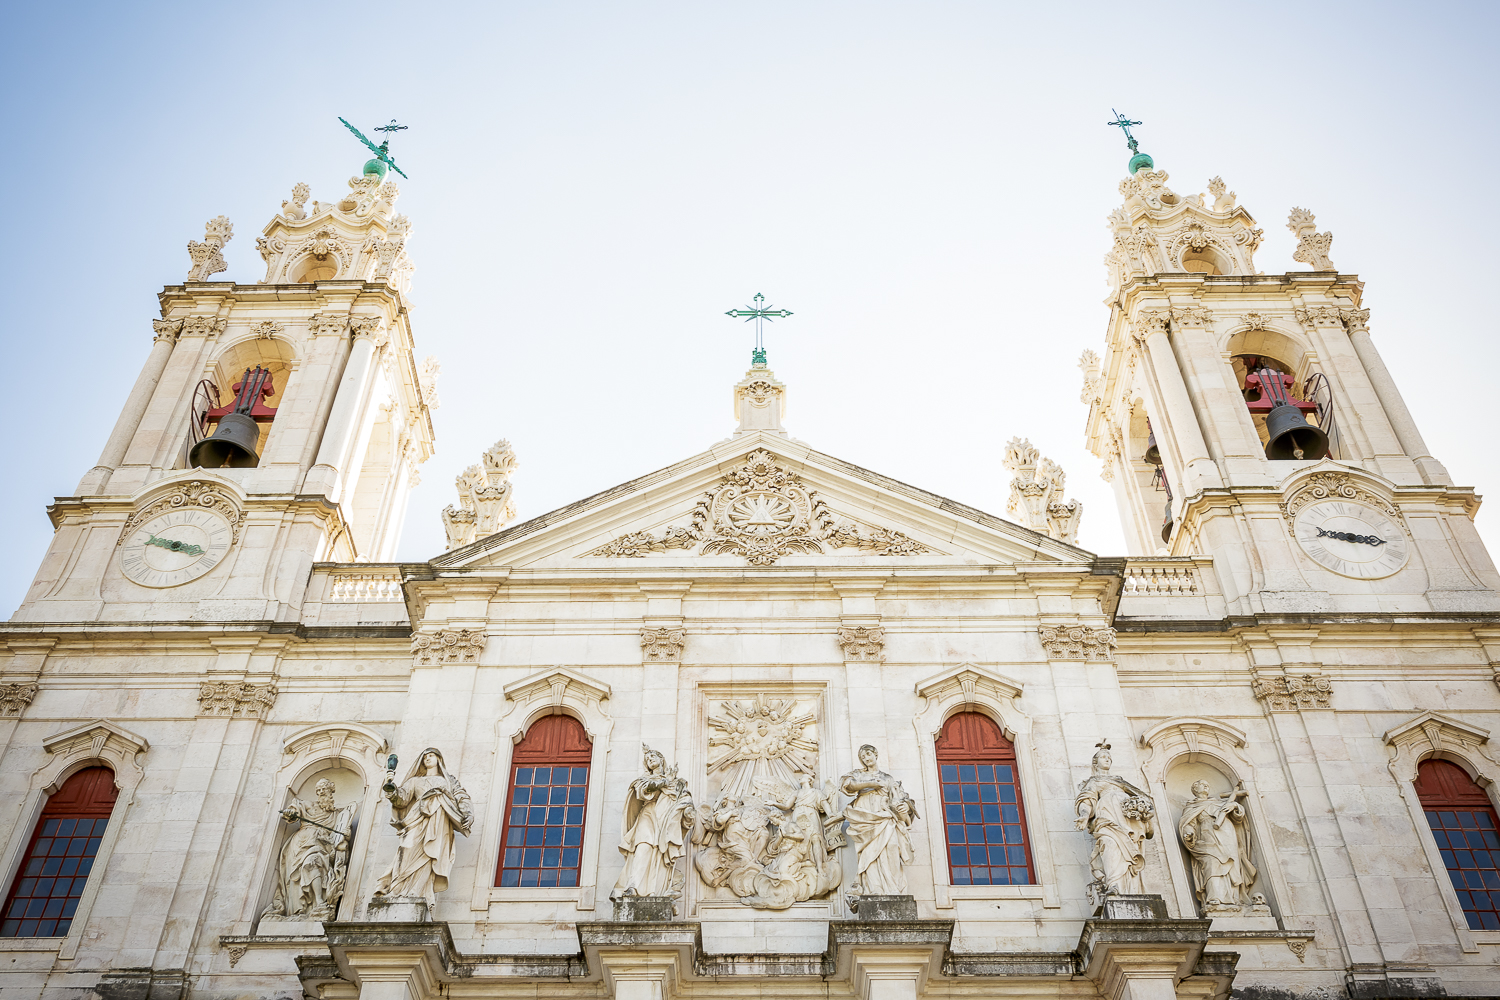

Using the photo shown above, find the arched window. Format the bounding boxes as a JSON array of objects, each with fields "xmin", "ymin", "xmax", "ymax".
[
  {"xmin": 496, "ymin": 714, "xmax": 592, "ymax": 888},
  {"xmin": 3, "ymin": 766, "xmax": 118, "ymax": 937},
  {"xmin": 936, "ymin": 712, "xmax": 1034, "ymax": 886},
  {"xmin": 1415, "ymin": 758, "xmax": 1500, "ymax": 930}
]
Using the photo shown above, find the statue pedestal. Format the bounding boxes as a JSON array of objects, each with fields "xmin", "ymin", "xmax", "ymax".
[
  {"xmin": 1093, "ymin": 894, "xmax": 1169, "ymax": 919},
  {"xmin": 367, "ymin": 896, "xmax": 431, "ymax": 922},
  {"xmin": 1077, "ymin": 903, "xmax": 1231, "ymax": 1000},
  {"xmin": 611, "ymin": 895, "xmax": 678, "ymax": 922},
  {"xmin": 849, "ymin": 894, "xmax": 918, "ymax": 920}
]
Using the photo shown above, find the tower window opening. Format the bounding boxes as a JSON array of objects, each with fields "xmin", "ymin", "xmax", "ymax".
[
  {"xmin": 1415, "ymin": 759, "xmax": 1500, "ymax": 931},
  {"xmin": 1233, "ymin": 355, "xmax": 1330, "ymax": 461}
]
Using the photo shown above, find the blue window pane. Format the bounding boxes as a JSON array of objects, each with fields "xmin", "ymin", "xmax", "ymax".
[
  {"xmin": 961, "ymin": 785, "xmax": 978, "ymax": 803},
  {"xmin": 504, "ymin": 849, "xmax": 522, "ymax": 866},
  {"xmin": 951, "ymin": 867, "xmax": 970, "ymax": 885},
  {"xmin": 525, "ymin": 828, "xmax": 544, "ymax": 846},
  {"xmin": 547, "ymin": 807, "xmax": 565, "ymax": 824},
  {"xmin": 560, "ymin": 870, "xmax": 579, "ymax": 887},
  {"xmin": 510, "ymin": 807, "xmax": 526, "ymax": 825},
  {"xmin": 506, "ymin": 828, "xmax": 523, "ymax": 847},
  {"xmin": 1480, "ymin": 813, "xmax": 1497, "ymax": 829},
  {"xmin": 538, "ymin": 870, "xmax": 558, "ymax": 887},
  {"xmin": 1008, "ymin": 845, "xmax": 1028, "ymax": 865},
  {"xmin": 945, "ymin": 804, "xmax": 962, "ymax": 823},
  {"xmin": 56, "ymin": 820, "xmax": 76, "ymax": 838},
  {"xmin": 542, "ymin": 848, "xmax": 560, "ymax": 867},
  {"xmin": 569, "ymin": 786, "xmax": 587, "ymax": 804},
  {"xmin": 947, "ymin": 825, "xmax": 964, "ymax": 844},
  {"xmin": 998, "ymin": 785, "xmax": 1017, "ymax": 803},
  {"xmin": 550, "ymin": 787, "xmax": 568, "ymax": 805},
  {"xmin": 964, "ymin": 804, "xmax": 982, "ymax": 823},
  {"xmin": 528, "ymin": 807, "xmax": 546, "ymax": 824},
  {"xmin": 959, "ymin": 765, "xmax": 977, "ymax": 782},
  {"xmin": 561, "ymin": 848, "xmax": 580, "ymax": 867},
  {"xmin": 523, "ymin": 849, "xmax": 542, "ymax": 867},
  {"xmin": 942, "ymin": 784, "xmax": 960, "ymax": 802},
  {"xmin": 949, "ymin": 846, "xmax": 966, "ymax": 866},
  {"xmin": 41, "ymin": 820, "xmax": 59, "ymax": 836},
  {"xmin": 968, "ymin": 846, "xmax": 988, "ymax": 865},
  {"xmin": 941, "ymin": 765, "xmax": 958, "ymax": 782},
  {"xmin": 500, "ymin": 869, "xmax": 519, "ymax": 886},
  {"xmin": 563, "ymin": 826, "xmax": 582, "ymax": 846},
  {"xmin": 1484, "ymin": 911, "xmax": 1500, "ymax": 930},
  {"xmin": 39, "ymin": 859, "xmax": 60, "ymax": 877},
  {"xmin": 544, "ymin": 827, "xmax": 563, "ymax": 846},
  {"xmin": 996, "ymin": 766, "xmax": 1013, "ymax": 782},
  {"xmin": 533, "ymin": 768, "xmax": 551, "ymax": 785},
  {"xmin": 58, "ymin": 858, "xmax": 79, "ymax": 878},
  {"xmin": 512, "ymin": 788, "xmax": 530, "ymax": 804},
  {"xmin": 519, "ymin": 869, "xmax": 539, "ymax": 887},
  {"xmin": 572, "ymin": 768, "xmax": 588, "ymax": 784},
  {"xmin": 515, "ymin": 768, "xmax": 533, "ymax": 786},
  {"xmin": 979, "ymin": 785, "xmax": 997, "ymax": 803},
  {"xmin": 1001, "ymin": 804, "xmax": 1020, "ymax": 823},
  {"xmin": 1005, "ymin": 825, "xmax": 1024, "ymax": 844},
  {"xmin": 1461, "ymin": 812, "xmax": 1480, "ymax": 829},
  {"xmin": 984, "ymin": 825, "xmax": 1004, "ymax": 844},
  {"xmin": 981, "ymin": 804, "xmax": 1000, "ymax": 823},
  {"xmin": 567, "ymin": 807, "xmax": 584, "ymax": 825},
  {"xmin": 988, "ymin": 846, "xmax": 1007, "ymax": 865},
  {"xmin": 976, "ymin": 765, "xmax": 994, "ymax": 782}
]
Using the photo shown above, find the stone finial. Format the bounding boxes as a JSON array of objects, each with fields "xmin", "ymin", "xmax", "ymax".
[
  {"xmin": 1078, "ymin": 350, "xmax": 1102, "ymax": 404},
  {"xmin": 1207, "ymin": 176, "xmax": 1237, "ymax": 212},
  {"xmin": 419, "ymin": 357, "xmax": 441, "ymax": 409},
  {"xmin": 1003, "ymin": 438, "xmax": 1083, "ymax": 544},
  {"xmin": 441, "ymin": 440, "xmax": 519, "ymax": 550},
  {"xmin": 186, "ymin": 216, "xmax": 234, "ymax": 282},
  {"xmin": 733, "ymin": 368, "xmax": 787, "ymax": 436},
  {"xmin": 282, "ymin": 183, "xmax": 311, "ymax": 221},
  {"xmin": 1287, "ymin": 207, "xmax": 1335, "ymax": 270}
]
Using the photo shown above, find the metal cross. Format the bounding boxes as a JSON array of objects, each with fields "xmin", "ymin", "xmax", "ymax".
[
  {"xmin": 1107, "ymin": 109, "xmax": 1142, "ymax": 154},
  {"xmin": 374, "ymin": 119, "xmax": 408, "ymax": 139},
  {"xmin": 725, "ymin": 293, "xmax": 793, "ymax": 366}
]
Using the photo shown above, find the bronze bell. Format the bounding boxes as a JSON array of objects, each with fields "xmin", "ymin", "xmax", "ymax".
[
  {"xmin": 189, "ymin": 412, "xmax": 261, "ymax": 468},
  {"xmin": 1264, "ymin": 402, "xmax": 1329, "ymax": 461},
  {"xmin": 1143, "ymin": 430, "xmax": 1161, "ymax": 466}
]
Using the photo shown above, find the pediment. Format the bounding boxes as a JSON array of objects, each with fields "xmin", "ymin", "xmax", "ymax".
[{"xmin": 433, "ymin": 433, "xmax": 1092, "ymax": 571}]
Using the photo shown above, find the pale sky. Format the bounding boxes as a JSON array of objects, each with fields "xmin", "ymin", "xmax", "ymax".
[{"xmin": 3, "ymin": 2, "xmax": 1497, "ymax": 613}]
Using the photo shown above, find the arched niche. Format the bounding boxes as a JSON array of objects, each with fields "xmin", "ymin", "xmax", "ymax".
[
  {"xmin": 238, "ymin": 722, "xmax": 387, "ymax": 935},
  {"xmin": 254, "ymin": 764, "xmax": 367, "ymax": 932},
  {"xmin": 1139, "ymin": 718, "xmax": 1291, "ymax": 930},
  {"xmin": 1223, "ymin": 327, "xmax": 1331, "ymax": 457},
  {"xmin": 1180, "ymin": 244, "xmax": 1230, "ymax": 275},
  {"xmin": 196, "ymin": 336, "xmax": 300, "ymax": 466}
]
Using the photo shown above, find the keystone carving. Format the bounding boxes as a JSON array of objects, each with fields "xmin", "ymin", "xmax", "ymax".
[
  {"xmin": 0, "ymin": 683, "xmax": 38, "ymax": 716},
  {"xmin": 640, "ymin": 627, "xmax": 686, "ymax": 661},
  {"xmin": 198, "ymin": 681, "xmax": 278, "ymax": 717},
  {"xmin": 252, "ymin": 320, "xmax": 284, "ymax": 340},
  {"xmin": 837, "ymin": 625, "xmax": 886, "ymax": 661},
  {"xmin": 411, "ymin": 629, "xmax": 485, "ymax": 666},
  {"xmin": 1038, "ymin": 624, "xmax": 1118, "ymax": 661}
]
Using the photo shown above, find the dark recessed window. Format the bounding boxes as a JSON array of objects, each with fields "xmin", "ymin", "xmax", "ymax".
[
  {"xmin": 1415, "ymin": 758, "xmax": 1500, "ymax": 931},
  {"xmin": 936, "ymin": 712, "xmax": 1035, "ymax": 886},
  {"xmin": 495, "ymin": 715, "xmax": 592, "ymax": 889},
  {"xmin": 2, "ymin": 767, "xmax": 118, "ymax": 937}
]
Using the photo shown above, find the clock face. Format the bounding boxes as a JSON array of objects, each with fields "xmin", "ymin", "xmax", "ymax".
[
  {"xmin": 120, "ymin": 508, "xmax": 233, "ymax": 588},
  {"xmin": 1292, "ymin": 500, "xmax": 1408, "ymax": 580}
]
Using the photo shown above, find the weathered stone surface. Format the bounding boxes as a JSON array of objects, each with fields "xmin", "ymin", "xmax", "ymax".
[
  {"xmin": 611, "ymin": 895, "xmax": 678, "ymax": 922},
  {"xmin": 849, "ymin": 894, "xmax": 919, "ymax": 921},
  {"xmin": 1096, "ymin": 893, "xmax": 1170, "ymax": 920}
]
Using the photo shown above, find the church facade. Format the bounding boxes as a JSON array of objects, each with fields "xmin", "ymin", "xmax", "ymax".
[{"xmin": 2, "ymin": 142, "xmax": 1499, "ymax": 1000}]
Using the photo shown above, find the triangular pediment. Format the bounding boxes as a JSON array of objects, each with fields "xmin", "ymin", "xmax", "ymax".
[{"xmin": 432, "ymin": 433, "xmax": 1093, "ymax": 571}]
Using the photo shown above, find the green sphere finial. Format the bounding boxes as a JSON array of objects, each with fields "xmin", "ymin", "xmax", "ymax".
[
  {"xmin": 363, "ymin": 157, "xmax": 388, "ymax": 179},
  {"xmin": 1129, "ymin": 151, "xmax": 1154, "ymax": 174}
]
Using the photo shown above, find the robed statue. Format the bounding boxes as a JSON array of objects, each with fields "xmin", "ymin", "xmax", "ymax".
[
  {"xmin": 1074, "ymin": 740, "xmax": 1156, "ymax": 901},
  {"xmin": 371, "ymin": 748, "xmax": 474, "ymax": 907},
  {"xmin": 612, "ymin": 745, "xmax": 696, "ymax": 899},
  {"xmin": 262, "ymin": 777, "xmax": 357, "ymax": 922},
  {"xmin": 839, "ymin": 744, "xmax": 917, "ymax": 897},
  {"xmin": 1178, "ymin": 779, "xmax": 1258, "ymax": 910}
]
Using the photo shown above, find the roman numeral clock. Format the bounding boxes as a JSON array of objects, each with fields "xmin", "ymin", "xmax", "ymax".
[
  {"xmin": 119, "ymin": 506, "xmax": 234, "ymax": 588},
  {"xmin": 1292, "ymin": 499, "xmax": 1409, "ymax": 580}
]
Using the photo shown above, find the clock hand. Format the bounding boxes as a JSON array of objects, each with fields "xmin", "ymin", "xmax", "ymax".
[
  {"xmin": 145, "ymin": 534, "xmax": 206, "ymax": 557},
  {"xmin": 1314, "ymin": 527, "xmax": 1386, "ymax": 547}
]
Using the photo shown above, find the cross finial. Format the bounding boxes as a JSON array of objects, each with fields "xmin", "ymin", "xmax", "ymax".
[
  {"xmin": 374, "ymin": 119, "xmax": 408, "ymax": 144},
  {"xmin": 1107, "ymin": 109, "xmax": 1142, "ymax": 155},
  {"xmin": 725, "ymin": 292, "xmax": 793, "ymax": 367}
]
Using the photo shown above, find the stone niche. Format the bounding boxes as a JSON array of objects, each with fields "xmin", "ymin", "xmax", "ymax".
[
  {"xmin": 1164, "ymin": 759, "xmax": 1277, "ymax": 931},
  {"xmin": 253, "ymin": 765, "xmax": 367, "ymax": 935}
]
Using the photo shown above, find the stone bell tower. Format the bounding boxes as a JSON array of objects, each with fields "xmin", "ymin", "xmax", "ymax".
[
  {"xmin": 13, "ymin": 158, "xmax": 437, "ymax": 623},
  {"xmin": 1081, "ymin": 136, "xmax": 1499, "ymax": 615}
]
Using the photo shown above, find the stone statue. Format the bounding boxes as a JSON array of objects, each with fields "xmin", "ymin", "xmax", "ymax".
[
  {"xmin": 692, "ymin": 771, "xmax": 843, "ymax": 909},
  {"xmin": 261, "ymin": 777, "xmax": 357, "ymax": 922},
  {"xmin": 839, "ymin": 744, "xmax": 917, "ymax": 897},
  {"xmin": 1178, "ymin": 779, "xmax": 1258, "ymax": 911},
  {"xmin": 612, "ymin": 745, "xmax": 696, "ymax": 900},
  {"xmin": 1074, "ymin": 740, "xmax": 1156, "ymax": 902},
  {"xmin": 371, "ymin": 748, "xmax": 473, "ymax": 907}
]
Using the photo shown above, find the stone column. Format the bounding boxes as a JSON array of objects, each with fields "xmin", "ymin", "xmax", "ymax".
[
  {"xmin": 1345, "ymin": 312, "xmax": 1451, "ymax": 485},
  {"xmin": 79, "ymin": 321, "xmax": 181, "ymax": 494},
  {"xmin": 1139, "ymin": 320, "xmax": 1221, "ymax": 493},
  {"xmin": 306, "ymin": 323, "xmax": 387, "ymax": 500}
]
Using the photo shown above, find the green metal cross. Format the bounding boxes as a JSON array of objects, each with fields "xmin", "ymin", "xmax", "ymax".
[
  {"xmin": 1107, "ymin": 109, "xmax": 1142, "ymax": 154},
  {"xmin": 725, "ymin": 293, "xmax": 793, "ymax": 366}
]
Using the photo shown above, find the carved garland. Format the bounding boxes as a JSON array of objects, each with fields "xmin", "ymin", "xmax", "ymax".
[
  {"xmin": 1038, "ymin": 624, "xmax": 1118, "ymax": 661},
  {"xmin": 1251, "ymin": 673, "xmax": 1331, "ymax": 712},
  {"xmin": 198, "ymin": 681, "xmax": 278, "ymax": 717},
  {"xmin": 411, "ymin": 629, "xmax": 485, "ymax": 666},
  {"xmin": 1279, "ymin": 471, "xmax": 1401, "ymax": 524},
  {"xmin": 117, "ymin": 481, "xmax": 247, "ymax": 546},
  {"xmin": 582, "ymin": 450, "xmax": 933, "ymax": 565}
]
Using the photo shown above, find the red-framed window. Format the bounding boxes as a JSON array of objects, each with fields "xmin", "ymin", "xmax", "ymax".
[
  {"xmin": 937, "ymin": 712, "xmax": 1035, "ymax": 886},
  {"xmin": 495, "ymin": 714, "xmax": 592, "ymax": 888},
  {"xmin": 2, "ymin": 766, "xmax": 118, "ymax": 937},
  {"xmin": 1415, "ymin": 758, "xmax": 1500, "ymax": 930}
]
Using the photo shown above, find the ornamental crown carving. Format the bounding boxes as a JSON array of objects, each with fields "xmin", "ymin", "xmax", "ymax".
[
  {"xmin": 256, "ymin": 175, "xmax": 410, "ymax": 286},
  {"xmin": 1287, "ymin": 207, "xmax": 1335, "ymax": 271},
  {"xmin": 1280, "ymin": 469, "xmax": 1400, "ymax": 523},
  {"xmin": 198, "ymin": 681, "xmax": 278, "ymax": 717},
  {"xmin": 442, "ymin": 439, "xmax": 518, "ymax": 550},
  {"xmin": 412, "ymin": 629, "xmax": 485, "ymax": 666},
  {"xmin": 1038, "ymin": 624, "xmax": 1117, "ymax": 661},
  {"xmin": 186, "ymin": 216, "xmax": 233, "ymax": 282},
  {"xmin": 1003, "ymin": 438, "xmax": 1082, "ymax": 544},
  {"xmin": 582, "ymin": 450, "xmax": 934, "ymax": 565},
  {"xmin": 1106, "ymin": 167, "xmax": 1261, "ymax": 288},
  {"xmin": 1078, "ymin": 349, "xmax": 1102, "ymax": 404},
  {"xmin": 118, "ymin": 480, "xmax": 246, "ymax": 546}
]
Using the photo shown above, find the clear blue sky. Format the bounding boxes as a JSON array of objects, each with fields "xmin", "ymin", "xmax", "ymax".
[{"xmin": 2, "ymin": 2, "xmax": 1497, "ymax": 612}]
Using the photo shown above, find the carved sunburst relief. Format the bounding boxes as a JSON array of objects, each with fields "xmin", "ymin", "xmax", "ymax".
[{"xmin": 582, "ymin": 449, "xmax": 934, "ymax": 564}]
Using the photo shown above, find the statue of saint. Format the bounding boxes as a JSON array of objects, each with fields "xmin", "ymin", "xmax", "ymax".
[
  {"xmin": 371, "ymin": 748, "xmax": 473, "ymax": 907},
  {"xmin": 839, "ymin": 744, "xmax": 917, "ymax": 897},
  {"xmin": 1178, "ymin": 779, "xmax": 1257, "ymax": 909},
  {"xmin": 1073, "ymin": 740, "xmax": 1156, "ymax": 900},
  {"xmin": 261, "ymin": 777, "xmax": 357, "ymax": 922},
  {"xmin": 612, "ymin": 745, "xmax": 696, "ymax": 899}
]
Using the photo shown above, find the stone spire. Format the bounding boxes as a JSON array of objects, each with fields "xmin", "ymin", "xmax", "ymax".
[{"xmin": 732, "ymin": 364, "xmax": 788, "ymax": 436}]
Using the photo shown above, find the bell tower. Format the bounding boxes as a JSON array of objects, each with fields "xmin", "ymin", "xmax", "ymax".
[
  {"xmin": 13, "ymin": 156, "xmax": 437, "ymax": 623},
  {"xmin": 1082, "ymin": 132, "xmax": 1499, "ymax": 614}
]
